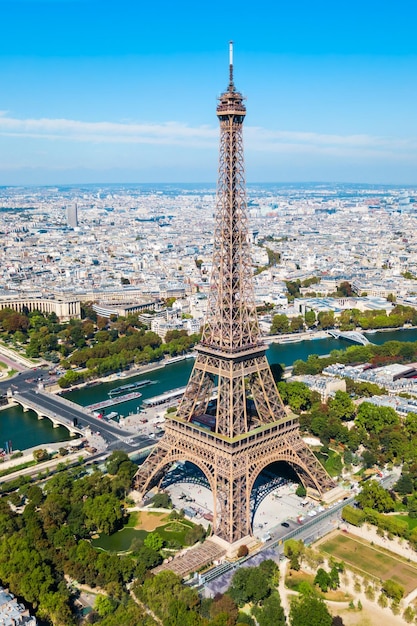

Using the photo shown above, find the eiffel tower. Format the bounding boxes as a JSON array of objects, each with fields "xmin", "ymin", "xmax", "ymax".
[{"xmin": 134, "ymin": 43, "xmax": 334, "ymax": 545}]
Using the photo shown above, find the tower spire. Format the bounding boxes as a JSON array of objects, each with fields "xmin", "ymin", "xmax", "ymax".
[{"xmin": 229, "ymin": 40, "xmax": 234, "ymax": 90}]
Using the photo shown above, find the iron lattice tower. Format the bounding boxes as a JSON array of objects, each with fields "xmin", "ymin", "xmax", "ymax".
[{"xmin": 134, "ymin": 43, "xmax": 334, "ymax": 544}]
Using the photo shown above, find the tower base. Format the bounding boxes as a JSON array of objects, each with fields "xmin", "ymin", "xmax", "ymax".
[{"xmin": 209, "ymin": 533, "xmax": 259, "ymax": 558}]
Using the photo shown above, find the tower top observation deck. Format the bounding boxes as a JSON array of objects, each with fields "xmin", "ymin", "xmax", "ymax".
[{"xmin": 217, "ymin": 41, "xmax": 246, "ymax": 117}]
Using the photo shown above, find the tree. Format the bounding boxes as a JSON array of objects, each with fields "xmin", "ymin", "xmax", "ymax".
[
  {"xmin": 355, "ymin": 402, "xmax": 399, "ymax": 435},
  {"xmin": 328, "ymin": 391, "xmax": 355, "ymax": 421},
  {"xmin": 395, "ymin": 473, "xmax": 414, "ymax": 495},
  {"xmin": 361, "ymin": 450, "xmax": 377, "ymax": 469},
  {"xmin": 329, "ymin": 565, "xmax": 340, "ymax": 590},
  {"xmin": 314, "ymin": 568, "xmax": 330, "ymax": 592},
  {"xmin": 403, "ymin": 606, "xmax": 415, "ymax": 623},
  {"xmin": 237, "ymin": 544, "xmax": 249, "ymax": 558},
  {"xmin": 105, "ymin": 450, "xmax": 130, "ymax": 475},
  {"xmin": 270, "ymin": 362, "xmax": 285, "ymax": 382},
  {"xmin": 33, "ymin": 448, "xmax": 49, "ymax": 462},
  {"xmin": 289, "ymin": 585, "xmax": 332, "ymax": 626},
  {"xmin": 405, "ymin": 412, "xmax": 417, "ymax": 437},
  {"xmin": 270, "ymin": 314, "xmax": 290, "ymax": 335},
  {"xmin": 210, "ymin": 594, "xmax": 239, "ymax": 626},
  {"xmin": 150, "ymin": 492, "xmax": 172, "ymax": 509},
  {"xmin": 237, "ymin": 613, "xmax": 255, "ymax": 625},
  {"xmin": 228, "ymin": 562, "xmax": 277, "ymax": 606},
  {"xmin": 317, "ymin": 310, "xmax": 335, "ymax": 330},
  {"xmin": 382, "ymin": 579, "xmax": 404, "ymax": 602},
  {"xmin": 144, "ymin": 532, "xmax": 164, "ymax": 552},
  {"xmin": 84, "ymin": 493, "xmax": 124, "ymax": 535},
  {"xmin": 95, "ymin": 595, "xmax": 117, "ymax": 617},
  {"xmin": 341, "ymin": 505, "xmax": 365, "ymax": 526},
  {"xmin": 290, "ymin": 316, "xmax": 304, "ymax": 333},
  {"xmin": 305, "ymin": 310, "xmax": 316, "ymax": 328},
  {"xmin": 407, "ymin": 494, "xmax": 417, "ymax": 518},
  {"xmin": 337, "ymin": 281, "xmax": 353, "ymax": 297},
  {"xmin": 25, "ymin": 485, "xmax": 44, "ymax": 506},
  {"xmin": 356, "ymin": 480, "xmax": 395, "ymax": 513},
  {"xmin": 134, "ymin": 571, "xmax": 201, "ymax": 625},
  {"xmin": 251, "ymin": 591, "xmax": 286, "ymax": 626},
  {"xmin": 3, "ymin": 311, "xmax": 30, "ymax": 333},
  {"xmin": 295, "ymin": 484, "xmax": 307, "ymax": 498},
  {"xmin": 277, "ymin": 381, "xmax": 312, "ymax": 413},
  {"xmin": 284, "ymin": 539, "xmax": 304, "ymax": 571}
]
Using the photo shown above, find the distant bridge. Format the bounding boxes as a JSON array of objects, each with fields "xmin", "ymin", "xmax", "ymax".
[{"xmin": 327, "ymin": 330, "xmax": 373, "ymax": 346}]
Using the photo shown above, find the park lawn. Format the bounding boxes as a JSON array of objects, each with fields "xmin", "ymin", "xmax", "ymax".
[
  {"xmin": 285, "ymin": 570, "xmax": 351, "ymax": 601},
  {"xmin": 319, "ymin": 532, "xmax": 417, "ymax": 594},
  {"xmin": 157, "ymin": 519, "xmax": 195, "ymax": 545},
  {"xmin": 285, "ymin": 570, "xmax": 315, "ymax": 591},
  {"xmin": 392, "ymin": 514, "xmax": 417, "ymax": 530},
  {"xmin": 92, "ymin": 516, "xmax": 197, "ymax": 553},
  {"xmin": 315, "ymin": 450, "xmax": 343, "ymax": 477},
  {"xmin": 324, "ymin": 589, "xmax": 352, "ymax": 602}
]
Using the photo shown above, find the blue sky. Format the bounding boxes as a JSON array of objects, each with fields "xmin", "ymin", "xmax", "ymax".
[{"xmin": 1, "ymin": 0, "xmax": 417, "ymax": 184}]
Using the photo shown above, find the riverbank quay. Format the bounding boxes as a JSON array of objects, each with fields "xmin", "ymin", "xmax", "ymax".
[
  {"xmin": 266, "ymin": 325, "xmax": 417, "ymax": 346},
  {"xmin": 265, "ymin": 330, "xmax": 329, "ymax": 344}
]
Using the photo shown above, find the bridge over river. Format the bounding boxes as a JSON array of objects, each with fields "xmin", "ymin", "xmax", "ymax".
[
  {"xmin": 10, "ymin": 388, "xmax": 155, "ymax": 453},
  {"xmin": 327, "ymin": 330, "xmax": 373, "ymax": 346}
]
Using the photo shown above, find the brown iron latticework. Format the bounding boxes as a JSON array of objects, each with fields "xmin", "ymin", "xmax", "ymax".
[{"xmin": 134, "ymin": 43, "xmax": 334, "ymax": 544}]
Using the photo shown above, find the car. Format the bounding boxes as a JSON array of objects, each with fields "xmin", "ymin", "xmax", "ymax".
[{"xmin": 281, "ymin": 521, "xmax": 290, "ymax": 528}]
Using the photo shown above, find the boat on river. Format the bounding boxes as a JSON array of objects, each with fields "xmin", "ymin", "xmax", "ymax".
[{"xmin": 108, "ymin": 379, "xmax": 156, "ymax": 397}]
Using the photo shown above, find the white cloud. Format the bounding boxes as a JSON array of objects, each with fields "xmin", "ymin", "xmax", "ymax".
[
  {"xmin": 244, "ymin": 127, "xmax": 417, "ymax": 160},
  {"xmin": 0, "ymin": 114, "xmax": 216, "ymax": 146},
  {"xmin": 0, "ymin": 113, "xmax": 415, "ymax": 161}
]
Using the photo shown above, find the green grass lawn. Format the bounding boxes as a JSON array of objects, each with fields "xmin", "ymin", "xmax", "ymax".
[
  {"xmin": 125, "ymin": 511, "xmax": 139, "ymax": 528},
  {"xmin": 157, "ymin": 519, "xmax": 195, "ymax": 545},
  {"xmin": 315, "ymin": 450, "xmax": 343, "ymax": 477},
  {"xmin": 320, "ymin": 532, "xmax": 417, "ymax": 594},
  {"xmin": 392, "ymin": 514, "xmax": 417, "ymax": 530},
  {"xmin": 92, "ymin": 527, "xmax": 147, "ymax": 552}
]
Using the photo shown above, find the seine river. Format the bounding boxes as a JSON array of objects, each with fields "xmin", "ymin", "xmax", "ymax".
[{"xmin": 3, "ymin": 327, "xmax": 417, "ymax": 452}]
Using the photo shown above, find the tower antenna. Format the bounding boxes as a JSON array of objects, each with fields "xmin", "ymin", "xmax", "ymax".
[{"xmin": 229, "ymin": 40, "xmax": 234, "ymax": 89}]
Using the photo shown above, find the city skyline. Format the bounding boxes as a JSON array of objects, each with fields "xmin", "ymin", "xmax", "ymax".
[{"xmin": 1, "ymin": 0, "xmax": 417, "ymax": 185}]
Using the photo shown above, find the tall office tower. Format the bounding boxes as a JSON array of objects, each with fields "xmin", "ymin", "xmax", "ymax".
[
  {"xmin": 66, "ymin": 203, "xmax": 78, "ymax": 228},
  {"xmin": 134, "ymin": 44, "xmax": 334, "ymax": 545}
]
